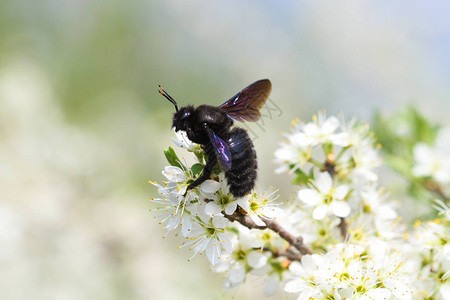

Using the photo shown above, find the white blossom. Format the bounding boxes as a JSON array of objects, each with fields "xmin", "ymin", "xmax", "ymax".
[
  {"xmin": 162, "ymin": 165, "xmax": 187, "ymax": 182},
  {"xmin": 412, "ymin": 128, "xmax": 450, "ymax": 184},
  {"xmin": 294, "ymin": 112, "xmax": 349, "ymax": 147},
  {"xmin": 285, "ymin": 244, "xmax": 413, "ymax": 300},
  {"xmin": 171, "ymin": 129, "xmax": 197, "ymax": 151},
  {"xmin": 264, "ymin": 274, "xmax": 281, "ymax": 296},
  {"xmin": 246, "ymin": 190, "xmax": 283, "ymax": 226},
  {"xmin": 183, "ymin": 214, "xmax": 233, "ymax": 267},
  {"xmin": 151, "ymin": 114, "xmax": 450, "ymax": 299},
  {"xmin": 298, "ymin": 172, "xmax": 351, "ymax": 220}
]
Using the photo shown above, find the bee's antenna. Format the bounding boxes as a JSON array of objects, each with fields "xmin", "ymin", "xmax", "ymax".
[{"xmin": 158, "ymin": 85, "xmax": 179, "ymax": 112}]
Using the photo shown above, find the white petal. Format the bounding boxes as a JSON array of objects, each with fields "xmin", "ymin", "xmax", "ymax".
[
  {"xmin": 411, "ymin": 165, "xmax": 430, "ymax": 178},
  {"xmin": 290, "ymin": 132, "xmax": 310, "ymax": 147},
  {"xmin": 172, "ymin": 130, "xmax": 194, "ymax": 149},
  {"xmin": 344, "ymin": 244, "xmax": 364, "ymax": 258},
  {"xmin": 195, "ymin": 200, "xmax": 212, "ymax": 223},
  {"xmin": 301, "ymin": 255, "xmax": 317, "ymax": 272},
  {"xmin": 181, "ymin": 215, "xmax": 192, "ymax": 237},
  {"xmin": 385, "ymin": 280, "xmax": 411, "ymax": 299},
  {"xmin": 330, "ymin": 201, "xmax": 351, "ymax": 218},
  {"xmin": 315, "ymin": 172, "xmax": 332, "ymax": 194},
  {"xmin": 275, "ymin": 165, "xmax": 289, "ymax": 174},
  {"xmin": 259, "ymin": 206, "xmax": 283, "ymax": 218},
  {"xmin": 435, "ymin": 168, "xmax": 450, "ymax": 184},
  {"xmin": 236, "ymin": 197, "xmax": 250, "ymax": 213},
  {"xmin": 229, "ymin": 265, "xmax": 246, "ymax": 283},
  {"xmin": 250, "ymin": 214, "xmax": 265, "ymax": 226},
  {"xmin": 330, "ymin": 132, "xmax": 350, "ymax": 147},
  {"xmin": 200, "ymin": 180, "xmax": 221, "ymax": 193},
  {"xmin": 165, "ymin": 214, "xmax": 181, "ymax": 231},
  {"xmin": 224, "ymin": 202, "xmax": 237, "ymax": 215},
  {"xmin": 274, "ymin": 148, "xmax": 296, "ymax": 161},
  {"xmin": 247, "ymin": 251, "xmax": 267, "ymax": 269},
  {"xmin": 193, "ymin": 238, "xmax": 210, "ymax": 255},
  {"xmin": 365, "ymin": 288, "xmax": 391, "ymax": 299},
  {"xmin": 218, "ymin": 233, "xmax": 233, "ymax": 253},
  {"xmin": 298, "ymin": 290, "xmax": 321, "ymax": 300},
  {"xmin": 439, "ymin": 283, "xmax": 450, "ymax": 299},
  {"xmin": 206, "ymin": 243, "xmax": 221, "ymax": 266},
  {"xmin": 170, "ymin": 137, "xmax": 183, "ymax": 148},
  {"xmin": 222, "ymin": 279, "xmax": 238, "ymax": 291},
  {"xmin": 413, "ymin": 143, "xmax": 432, "ymax": 164},
  {"xmin": 264, "ymin": 275, "xmax": 279, "ymax": 296},
  {"xmin": 312, "ymin": 205, "xmax": 329, "ymax": 220},
  {"xmin": 435, "ymin": 127, "xmax": 450, "ymax": 150},
  {"xmin": 378, "ymin": 205, "xmax": 397, "ymax": 220},
  {"xmin": 284, "ymin": 279, "xmax": 307, "ymax": 293},
  {"xmin": 289, "ymin": 261, "xmax": 304, "ymax": 274},
  {"xmin": 360, "ymin": 170, "xmax": 378, "ymax": 182},
  {"xmin": 212, "ymin": 215, "xmax": 228, "ymax": 228},
  {"xmin": 339, "ymin": 287, "xmax": 354, "ymax": 299},
  {"xmin": 298, "ymin": 189, "xmax": 321, "ymax": 205},
  {"xmin": 205, "ymin": 202, "xmax": 222, "ymax": 216},
  {"xmin": 323, "ymin": 116, "xmax": 339, "ymax": 134},
  {"xmin": 242, "ymin": 233, "xmax": 265, "ymax": 250},
  {"xmin": 303, "ymin": 123, "xmax": 319, "ymax": 137},
  {"xmin": 334, "ymin": 185, "xmax": 349, "ymax": 200},
  {"xmin": 322, "ymin": 253, "xmax": 344, "ymax": 273},
  {"xmin": 177, "ymin": 186, "xmax": 187, "ymax": 200},
  {"xmin": 162, "ymin": 166, "xmax": 186, "ymax": 182}
]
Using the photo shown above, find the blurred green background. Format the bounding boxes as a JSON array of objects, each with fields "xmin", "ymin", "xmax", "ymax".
[{"xmin": 1, "ymin": 1, "xmax": 450, "ymax": 299}]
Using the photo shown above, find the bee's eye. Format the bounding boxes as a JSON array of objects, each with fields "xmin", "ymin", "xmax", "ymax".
[{"xmin": 180, "ymin": 111, "xmax": 191, "ymax": 120}]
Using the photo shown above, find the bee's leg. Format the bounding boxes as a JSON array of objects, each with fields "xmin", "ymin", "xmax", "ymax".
[{"xmin": 184, "ymin": 145, "xmax": 217, "ymax": 196}]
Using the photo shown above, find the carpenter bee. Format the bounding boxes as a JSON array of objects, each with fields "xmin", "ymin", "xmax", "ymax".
[{"xmin": 158, "ymin": 79, "xmax": 272, "ymax": 198}]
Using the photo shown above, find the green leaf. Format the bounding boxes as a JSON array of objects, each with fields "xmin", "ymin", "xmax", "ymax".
[
  {"xmin": 164, "ymin": 147, "xmax": 185, "ymax": 170},
  {"xmin": 323, "ymin": 143, "xmax": 333, "ymax": 156},
  {"xmin": 212, "ymin": 162, "xmax": 221, "ymax": 176},
  {"xmin": 384, "ymin": 154, "xmax": 411, "ymax": 176},
  {"xmin": 292, "ymin": 169, "xmax": 309, "ymax": 185},
  {"xmin": 191, "ymin": 163, "xmax": 203, "ymax": 176},
  {"xmin": 410, "ymin": 108, "xmax": 439, "ymax": 145},
  {"xmin": 373, "ymin": 107, "xmax": 439, "ymax": 156},
  {"xmin": 194, "ymin": 151, "xmax": 204, "ymax": 164},
  {"xmin": 408, "ymin": 181, "xmax": 430, "ymax": 203}
]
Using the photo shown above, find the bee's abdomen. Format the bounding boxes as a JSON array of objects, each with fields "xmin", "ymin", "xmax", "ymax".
[{"xmin": 225, "ymin": 128, "xmax": 257, "ymax": 198}]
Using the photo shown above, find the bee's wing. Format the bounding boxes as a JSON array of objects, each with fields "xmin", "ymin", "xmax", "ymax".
[
  {"xmin": 204, "ymin": 124, "xmax": 232, "ymax": 171},
  {"xmin": 219, "ymin": 79, "xmax": 272, "ymax": 122}
]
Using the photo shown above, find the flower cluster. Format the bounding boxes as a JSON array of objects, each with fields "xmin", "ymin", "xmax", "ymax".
[
  {"xmin": 275, "ymin": 113, "xmax": 380, "ymax": 183},
  {"xmin": 150, "ymin": 130, "xmax": 286, "ymax": 280},
  {"xmin": 408, "ymin": 200, "xmax": 450, "ymax": 298},
  {"xmin": 412, "ymin": 127, "xmax": 450, "ymax": 185},
  {"xmin": 274, "ymin": 113, "xmax": 420, "ymax": 299},
  {"xmin": 150, "ymin": 112, "xmax": 450, "ymax": 299},
  {"xmin": 373, "ymin": 108, "xmax": 450, "ymax": 218},
  {"xmin": 276, "ymin": 113, "xmax": 395, "ymax": 241},
  {"xmin": 286, "ymin": 243, "xmax": 413, "ymax": 299},
  {"xmin": 150, "ymin": 133, "xmax": 233, "ymax": 267}
]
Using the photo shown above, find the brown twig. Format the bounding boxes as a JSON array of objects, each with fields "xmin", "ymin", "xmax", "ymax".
[
  {"xmin": 223, "ymin": 211, "xmax": 267, "ymax": 229},
  {"xmin": 258, "ymin": 247, "xmax": 302, "ymax": 261},
  {"xmin": 324, "ymin": 160, "xmax": 348, "ymax": 240},
  {"xmin": 424, "ymin": 180, "xmax": 450, "ymax": 204},
  {"xmin": 261, "ymin": 217, "xmax": 312, "ymax": 255},
  {"xmin": 224, "ymin": 211, "xmax": 312, "ymax": 255},
  {"xmin": 338, "ymin": 217, "xmax": 348, "ymax": 239},
  {"xmin": 323, "ymin": 159, "xmax": 336, "ymax": 178}
]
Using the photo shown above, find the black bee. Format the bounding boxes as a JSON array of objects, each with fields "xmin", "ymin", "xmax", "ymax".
[{"xmin": 158, "ymin": 79, "xmax": 272, "ymax": 198}]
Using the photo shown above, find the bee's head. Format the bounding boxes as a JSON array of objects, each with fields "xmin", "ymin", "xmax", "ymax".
[
  {"xmin": 158, "ymin": 85, "xmax": 195, "ymax": 132},
  {"xmin": 172, "ymin": 105, "xmax": 194, "ymax": 132}
]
